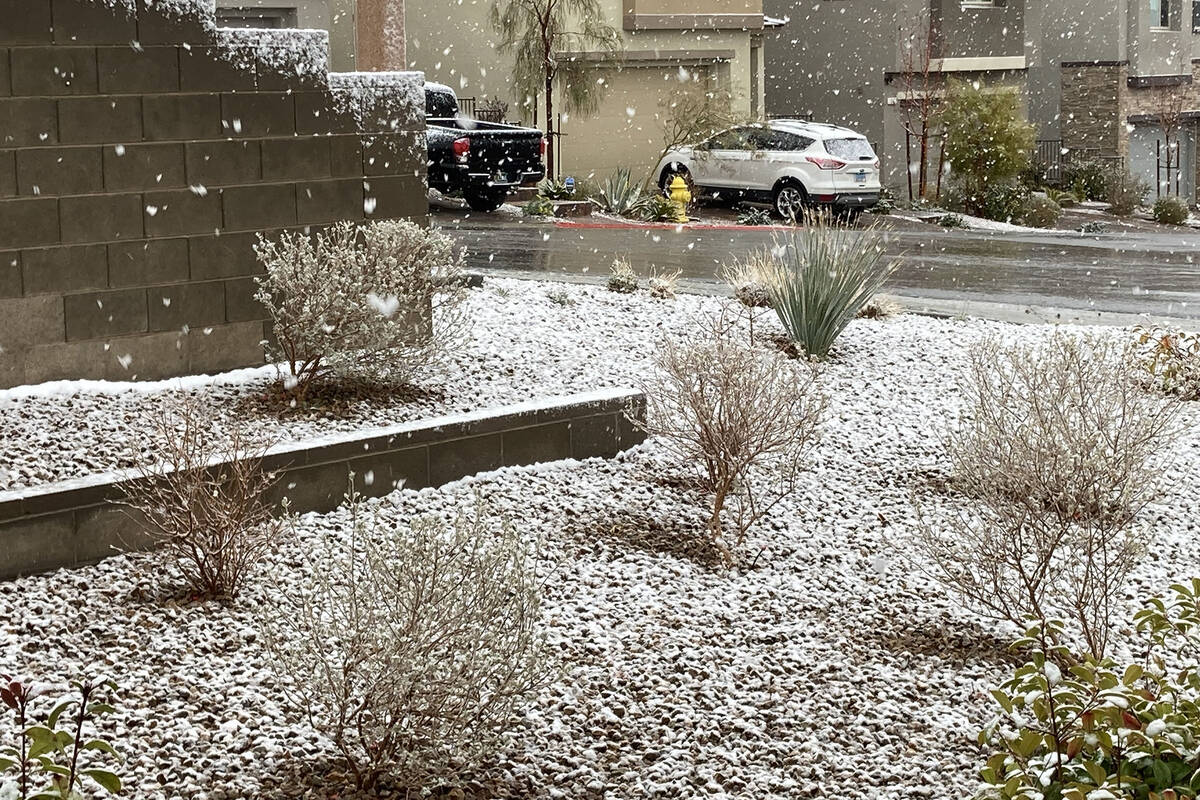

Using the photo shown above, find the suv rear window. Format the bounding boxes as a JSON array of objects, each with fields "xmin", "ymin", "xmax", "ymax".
[
  {"xmin": 426, "ymin": 89, "xmax": 459, "ymax": 119},
  {"xmin": 824, "ymin": 138, "xmax": 875, "ymax": 161}
]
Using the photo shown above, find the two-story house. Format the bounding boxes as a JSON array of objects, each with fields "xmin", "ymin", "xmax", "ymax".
[
  {"xmin": 766, "ymin": 0, "xmax": 1200, "ymax": 203},
  {"xmin": 403, "ymin": 0, "xmax": 768, "ymax": 179}
]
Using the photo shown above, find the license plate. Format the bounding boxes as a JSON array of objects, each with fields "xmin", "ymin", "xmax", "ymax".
[{"xmin": 854, "ymin": 171, "xmax": 868, "ymax": 183}]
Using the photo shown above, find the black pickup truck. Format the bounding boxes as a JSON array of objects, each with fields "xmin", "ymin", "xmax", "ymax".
[{"xmin": 425, "ymin": 83, "xmax": 546, "ymax": 212}]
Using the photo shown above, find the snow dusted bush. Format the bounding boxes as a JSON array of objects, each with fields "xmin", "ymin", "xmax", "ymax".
[
  {"xmin": 721, "ymin": 254, "xmax": 773, "ymax": 309},
  {"xmin": 1153, "ymin": 194, "xmax": 1190, "ymax": 225},
  {"xmin": 1105, "ymin": 170, "xmax": 1149, "ymax": 217},
  {"xmin": 1, "ymin": 675, "xmax": 122, "ymax": 799},
  {"xmin": 757, "ymin": 211, "xmax": 898, "ymax": 358},
  {"xmin": 648, "ymin": 268, "xmax": 681, "ymax": 300},
  {"xmin": 1019, "ymin": 194, "xmax": 1062, "ymax": 229},
  {"xmin": 913, "ymin": 332, "xmax": 1178, "ymax": 658},
  {"xmin": 639, "ymin": 311, "xmax": 825, "ymax": 560},
  {"xmin": 857, "ymin": 296, "xmax": 901, "ymax": 320},
  {"xmin": 262, "ymin": 490, "xmax": 545, "ymax": 793},
  {"xmin": 122, "ymin": 398, "xmax": 285, "ymax": 599},
  {"xmin": 253, "ymin": 220, "xmax": 468, "ymax": 402},
  {"xmin": 979, "ymin": 583, "xmax": 1200, "ymax": 800},
  {"xmin": 1137, "ymin": 326, "xmax": 1200, "ymax": 401},
  {"xmin": 606, "ymin": 258, "xmax": 639, "ymax": 293}
]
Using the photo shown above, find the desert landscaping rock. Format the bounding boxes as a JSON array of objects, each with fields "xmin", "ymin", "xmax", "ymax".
[{"xmin": 3, "ymin": 278, "xmax": 1200, "ymax": 799}]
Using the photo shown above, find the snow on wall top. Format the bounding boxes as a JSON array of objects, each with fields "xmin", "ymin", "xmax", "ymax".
[
  {"xmin": 215, "ymin": 27, "xmax": 330, "ymax": 82},
  {"xmin": 329, "ymin": 71, "xmax": 426, "ymax": 129}
]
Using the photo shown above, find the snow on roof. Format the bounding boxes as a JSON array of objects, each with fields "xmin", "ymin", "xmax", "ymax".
[
  {"xmin": 770, "ymin": 119, "xmax": 866, "ymax": 138},
  {"xmin": 764, "ymin": 14, "xmax": 789, "ymax": 27}
]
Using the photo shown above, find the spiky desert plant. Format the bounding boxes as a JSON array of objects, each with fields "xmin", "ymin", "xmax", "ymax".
[
  {"xmin": 757, "ymin": 211, "xmax": 898, "ymax": 358},
  {"xmin": 594, "ymin": 167, "xmax": 643, "ymax": 215}
]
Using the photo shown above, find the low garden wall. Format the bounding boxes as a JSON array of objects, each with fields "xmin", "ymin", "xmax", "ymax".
[{"xmin": 0, "ymin": 388, "xmax": 646, "ymax": 579}]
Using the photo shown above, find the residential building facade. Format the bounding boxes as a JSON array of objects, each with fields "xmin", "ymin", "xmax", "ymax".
[
  {"xmin": 766, "ymin": 0, "xmax": 1200, "ymax": 203},
  {"xmin": 404, "ymin": 0, "xmax": 767, "ymax": 180}
]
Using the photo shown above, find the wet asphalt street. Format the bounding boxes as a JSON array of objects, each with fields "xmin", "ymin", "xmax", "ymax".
[{"xmin": 437, "ymin": 211, "xmax": 1200, "ymax": 323}]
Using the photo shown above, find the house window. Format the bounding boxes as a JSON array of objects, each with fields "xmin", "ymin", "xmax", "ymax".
[
  {"xmin": 1193, "ymin": 0, "xmax": 1200, "ymax": 30},
  {"xmin": 1151, "ymin": 0, "xmax": 1171, "ymax": 28},
  {"xmin": 214, "ymin": 6, "xmax": 299, "ymax": 28}
]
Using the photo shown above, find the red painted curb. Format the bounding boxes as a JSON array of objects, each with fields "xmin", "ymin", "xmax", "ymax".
[{"xmin": 553, "ymin": 219, "xmax": 790, "ymax": 232}]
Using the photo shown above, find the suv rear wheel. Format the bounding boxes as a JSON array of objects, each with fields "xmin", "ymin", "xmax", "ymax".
[{"xmin": 773, "ymin": 181, "xmax": 808, "ymax": 221}]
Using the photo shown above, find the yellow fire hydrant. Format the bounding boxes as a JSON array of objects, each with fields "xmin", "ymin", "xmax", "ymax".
[{"xmin": 668, "ymin": 175, "xmax": 691, "ymax": 223}]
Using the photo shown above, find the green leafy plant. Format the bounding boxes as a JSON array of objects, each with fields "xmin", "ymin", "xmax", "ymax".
[
  {"xmin": 1136, "ymin": 326, "xmax": 1200, "ymax": 400},
  {"xmin": 736, "ymin": 205, "xmax": 773, "ymax": 226},
  {"xmin": 522, "ymin": 197, "xmax": 556, "ymax": 217},
  {"xmin": 977, "ymin": 181, "xmax": 1032, "ymax": 223},
  {"xmin": 1078, "ymin": 220, "xmax": 1108, "ymax": 234},
  {"xmin": 1153, "ymin": 195, "xmax": 1190, "ymax": 225},
  {"xmin": 1, "ymin": 676, "xmax": 121, "ymax": 799},
  {"xmin": 606, "ymin": 258, "xmax": 639, "ymax": 293},
  {"xmin": 869, "ymin": 186, "xmax": 897, "ymax": 215},
  {"xmin": 941, "ymin": 79, "xmax": 1035, "ymax": 213},
  {"xmin": 1021, "ymin": 195, "xmax": 1063, "ymax": 228},
  {"xmin": 939, "ymin": 212, "xmax": 968, "ymax": 228},
  {"xmin": 535, "ymin": 177, "xmax": 574, "ymax": 200},
  {"xmin": 634, "ymin": 193, "xmax": 680, "ymax": 223},
  {"xmin": 1106, "ymin": 171, "xmax": 1149, "ymax": 217},
  {"xmin": 1046, "ymin": 188, "xmax": 1080, "ymax": 208},
  {"xmin": 979, "ymin": 582, "xmax": 1200, "ymax": 800},
  {"xmin": 1064, "ymin": 159, "xmax": 1113, "ymax": 201},
  {"xmin": 593, "ymin": 167, "xmax": 643, "ymax": 215},
  {"xmin": 756, "ymin": 211, "xmax": 899, "ymax": 359}
]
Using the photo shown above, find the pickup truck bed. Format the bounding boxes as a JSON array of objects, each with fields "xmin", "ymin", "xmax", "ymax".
[{"xmin": 425, "ymin": 84, "xmax": 546, "ymax": 212}]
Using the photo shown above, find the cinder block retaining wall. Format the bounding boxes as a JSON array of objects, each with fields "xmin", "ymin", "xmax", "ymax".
[
  {"xmin": 0, "ymin": 388, "xmax": 647, "ymax": 580},
  {"xmin": 0, "ymin": 0, "xmax": 427, "ymax": 388}
]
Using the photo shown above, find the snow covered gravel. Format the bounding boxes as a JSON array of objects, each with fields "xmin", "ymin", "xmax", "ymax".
[{"xmin": 5, "ymin": 278, "xmax": 1200, "ymax": 799}]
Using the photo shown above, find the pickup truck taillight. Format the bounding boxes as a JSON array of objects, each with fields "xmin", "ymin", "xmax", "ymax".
[
  {"xmin": 539, "ymin": 137, "xmax": 547, "ymax": 157},
  {"xmin": 453, "ymin": 137, "xmax": 470, "ymax": 164},
  {"xmin": 805, "ymin": 155, "xmax": 848, "ymax": 170}
]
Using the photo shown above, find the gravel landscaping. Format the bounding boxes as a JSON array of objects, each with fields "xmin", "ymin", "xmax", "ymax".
[{"xmin": 5, "ymin": 278, "xmax": 1200, "ymax": 799}]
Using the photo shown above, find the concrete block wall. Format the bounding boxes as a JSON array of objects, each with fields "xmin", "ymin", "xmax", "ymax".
[{"xmin": 0, "ymin": 0, "xmax": 427, "ymax": 388}]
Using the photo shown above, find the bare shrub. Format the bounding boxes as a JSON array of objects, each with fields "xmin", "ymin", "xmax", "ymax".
[
  {"xmin": 648, "ymin": 268, "xmax": 681, "ymax": 299},
  {"xmin": 857, "ymin": 296, "xmax": 902, "ymax": 320},
  {"xmin": 638, "ymin": 310, "xmax": 826, "ymax": 560},
  {"xmin": 911, "ymin": 332, "xmax": 1178, "ymax": 657},
  {"xmin": 606, "ymin": 258, "xmax": 639, "ymax": 293},
  {"xmin": 254, "ymin": 220, "xmax": 468, "ymax": 402},
  {"xmin": 263, "ymin": 489, "xmax": 545, "ymax": 793},
  {"xmin": 720, "ymin": 255, "xmax": 772, "ymax": 309},
  {"xmin": 122, "ymin": 397, "xmax": 284, "ymax": 599}
]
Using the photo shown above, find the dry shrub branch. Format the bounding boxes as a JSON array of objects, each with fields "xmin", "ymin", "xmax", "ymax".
[
  {"xmin": 122, "ymin": 397, "xmax": 285, "ymax": 599},
  {"xmin": 639, "ymin": 309, "xmax": 825, "ymax": 560},
  {"xmin": 912, "ymin": 332, "xmax": 1178, "ymax": 657}
]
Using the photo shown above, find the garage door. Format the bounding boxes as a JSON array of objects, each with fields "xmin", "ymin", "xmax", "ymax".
[{"xmin": 558, "ymin": 64, "xmax": 713, "ymax": 182}]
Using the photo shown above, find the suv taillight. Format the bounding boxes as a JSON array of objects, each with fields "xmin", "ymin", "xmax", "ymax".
[
  {"xmin": 805, "ymin": 155, "xmax": 847, "ymax": 170},
  {"xmin": 453, "ymin": 138, "xmax": 470, "ymax": 163},
  {"xmin": 873, "ymin": 158, "xmax": 880, "ymax": 170}
]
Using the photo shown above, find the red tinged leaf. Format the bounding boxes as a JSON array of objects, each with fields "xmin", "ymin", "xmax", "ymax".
[{"xmin": 1121, "ymin": 711, "xmax": 1142, "ymax": 730}]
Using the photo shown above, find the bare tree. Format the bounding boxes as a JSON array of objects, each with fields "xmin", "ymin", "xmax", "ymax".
[
  {"xmin": 122, "ymin": 397, "xmax": 285, "ymax": 599},
  {"xmin": 895, "ymin": 12, "xmax": 944, "ymax": 202},
  {"xmin": 909, "ymin": 332, "xmax": 1179, "ymax": 657},
  {"xmin": 638, "ymin": 309, "xmax": 826, "ymax": 560},
  {"xmin": 1151, "ymin": 84, "xmax": 1187, "ymax": 197},
  {"xmin": 650, "ymin": 88, "xmax": 740, "ymax": 188},
  {"xmin": 491, "ymin": 0, "xmax": 622, "ymax": 177}
]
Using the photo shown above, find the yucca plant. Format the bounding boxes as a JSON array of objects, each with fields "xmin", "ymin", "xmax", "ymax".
[
  {"xmin": 593, "ymin": 167, "xmax": 643, "ymax": 215},
  {"xmin": 757, "ymin": 211, "xmax": 898, "ymax": 359}
]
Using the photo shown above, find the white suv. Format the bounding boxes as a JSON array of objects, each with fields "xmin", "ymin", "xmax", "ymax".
[{"xmin": 652, "ymin": 120, "xmax": 881, "ymax": 218}]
